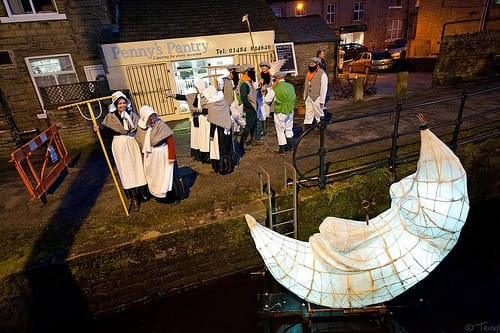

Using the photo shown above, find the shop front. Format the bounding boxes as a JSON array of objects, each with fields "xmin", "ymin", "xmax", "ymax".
[
  {"xmin": 101, "ymin": 31, "xmax": 275, "ymax": 121},
  {"xmin": 339, "ymin": 24, "xmax": 368, "ymax": 45}
]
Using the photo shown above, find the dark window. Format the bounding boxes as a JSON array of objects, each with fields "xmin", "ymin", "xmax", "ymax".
[
  {"xmin": 0, "ymin": 51, "xmax": 14, "ymax": 66},
  {"xmin": 353, "ymin": 2, "xmax": 364, "ymax": 21},
  {"xmin": 6, "ymin": 0, "xmax": 56, "ymax": 15}
]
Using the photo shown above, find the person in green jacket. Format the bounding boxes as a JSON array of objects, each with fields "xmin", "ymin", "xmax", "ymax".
[{"xmin": 264, "ymin": 71, "xmax": 296, "ymax": 155}]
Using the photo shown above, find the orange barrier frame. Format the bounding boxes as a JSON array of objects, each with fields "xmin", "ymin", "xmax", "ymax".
[{"xmin": 10, "ymin": 124, "xmax": 69, "ymax": 199}]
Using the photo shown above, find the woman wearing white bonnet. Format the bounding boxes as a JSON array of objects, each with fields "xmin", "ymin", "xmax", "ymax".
[
  {"xmin": 202, "ymin": 86, "xmax": 238, "ymax": 175},
  {"xmin": 135, "ymin": 105, "xmax": 182, "ymax": 203},
  {"xmin": 94, "ymin": 91, "xmax": 147, "ymax": 212},
  {"xmin": 164, "ymin": 80, "xmax": 211, "ymax": 163}
]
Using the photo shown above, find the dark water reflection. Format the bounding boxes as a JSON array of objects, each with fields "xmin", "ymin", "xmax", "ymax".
[{"xmin": 95, "ymin": 198, "xmax": 500, "ymax": 333}]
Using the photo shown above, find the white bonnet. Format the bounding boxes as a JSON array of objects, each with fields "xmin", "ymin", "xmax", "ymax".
[
  {"xmin": 194, "ymin": 80, "xmax": 206, "ymax": 93},
  {"xmin": 202, "ymin": 86, "xmax": 223, "ymax": 103},
  {"xmin": 138, "ymin": 105, "xmax": 156, "ymax": 129},
  {"xmin": 109, "ymin": 91, "xmax": 132, "ymax": 112}
]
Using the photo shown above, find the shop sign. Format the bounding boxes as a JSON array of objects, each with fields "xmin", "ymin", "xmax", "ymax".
[
  {"xmin": 101, "ymin": 31, "xmax": 275, "ymax": 67},
  {"xmin": 340, "ymin": 24, "xmax": 368, "ymax": 33}
]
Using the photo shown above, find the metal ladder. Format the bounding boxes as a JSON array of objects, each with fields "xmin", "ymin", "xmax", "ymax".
[{"xmin": 258, "ymin": 162, "xmax": 298, "ymax": 239}]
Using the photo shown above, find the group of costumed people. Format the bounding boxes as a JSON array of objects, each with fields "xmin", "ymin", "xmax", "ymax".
[
  {"xmin": 95, "ymin": 91, "xmax": 183, "ymax": 213},
  {"xmin": 165, "ymin": 62, "xmax": 286, "ymax": 167},
  {"xmin": 165, "ymin": 80, "xmax": 239, "ymax": 175},
  {"xmin": 217, "ymin": 62, "xmax": 296, "ymax": 155},
  {"xmin": 95, "ymin": 61, "xmax": 300, "ymax": 213}
]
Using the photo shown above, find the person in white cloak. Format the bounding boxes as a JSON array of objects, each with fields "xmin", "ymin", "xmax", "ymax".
[
  {"xmin": 202, "ymin": 86, "xmax": 239, "ymax": 174},
  {"xmin": 94, "ymin": 91, "xmax": 148, "ymax": 212},
  {"xmin": 165, "ymin": 80, "xmax": 210, "ymax": 163},
  {"xmin": 219, "ymin": 64, "xmax": 246, "ymax": 139},
  {"xmin": 135, "ymin": 105, "xmax": 182, "ymax": 203}
]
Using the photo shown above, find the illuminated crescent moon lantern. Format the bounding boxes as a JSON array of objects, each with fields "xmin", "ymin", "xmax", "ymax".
[{"xmin": 246, "ymin": 128, "xmax": 469, "ymax": 308}]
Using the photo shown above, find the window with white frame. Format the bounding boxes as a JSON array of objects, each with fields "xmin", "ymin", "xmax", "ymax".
[
  {"xmin": 326, "ymin": 3, "xmax": 336, "ymax": 24},
  {"xmin": 388, "ymin": 19, "xmax": 403, "ymax": 40},
  {"xmin": 353, "ymin": 2, "xmax": 364, "ymax": 21},
  {"xmin": 25, "ymin": 54, "xmax": 78, "ymax": 110},
  {"xmin": 295, "ymin": 5, "xmax": 305, "ymax": 17},
  {"xmin": 272, "ymin": 7, "xmax": 282, "ymax": 17},
  {"xmin": 1, "ymin": 0, "xmax": 66, "ymax": 23}
]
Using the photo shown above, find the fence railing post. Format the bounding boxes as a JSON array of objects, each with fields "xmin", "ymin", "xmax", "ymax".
[
  {"xmin": 389, "ymin": 101, "xmax": 403, "ymax": 173},
  {"xmin": 318, "ymin": 116, "xmax": 327, "ymax": 189},
  {"xmin": 450, "ymin": 89, "xmax": 467, "ymax": 153}
]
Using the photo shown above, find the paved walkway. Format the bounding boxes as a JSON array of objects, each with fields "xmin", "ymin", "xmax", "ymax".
[{"xmin": 0, "ymin": 73, "xmax": 498, "ymax": 260}]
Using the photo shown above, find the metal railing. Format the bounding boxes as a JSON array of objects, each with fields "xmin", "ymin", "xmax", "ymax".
[
  {"xmin": 293, "ymin": 86, "xmax": 500, "ymax": 189},
  {"xmin": 259, "ymin": 163, "xmax": 298, "ymax": 239}
]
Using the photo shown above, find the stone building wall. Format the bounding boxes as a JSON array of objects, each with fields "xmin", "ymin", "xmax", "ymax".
[
  {"xmin": 411, "ymin": 0, "xmax": 500, "ymax": 58},
  {"xmin": 268, "ymin": 0, "xmax": 394, "ymax": 50},
  {"xmin": 0, "ymin": 0, "xmax": 113, "ymax": 159},
  {"xmin": 433, "ymin": 30, "xmax": 500, "ymax": 85}
]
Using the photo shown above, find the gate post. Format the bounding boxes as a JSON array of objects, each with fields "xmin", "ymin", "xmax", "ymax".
[
  {"xmin": 450, "ymin": 89, "xmax": 467, "ymax": 153},
  {"xmin": 389, "ymin": 101, "xmax": 402, "ymax": 173},
  {"xmin": 318, "ymin": 116, "xmax": 327, "ymax": 189}
]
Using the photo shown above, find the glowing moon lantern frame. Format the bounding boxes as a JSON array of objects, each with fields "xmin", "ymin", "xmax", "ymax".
[{"xmin": 246, "ymin": 126, "xmax": 469, "ymax": 308}]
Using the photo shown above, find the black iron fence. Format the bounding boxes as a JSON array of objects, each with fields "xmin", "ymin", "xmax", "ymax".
[{"xmin": 293, "ymin": 86, "xmax": 500, "ymax": 189}]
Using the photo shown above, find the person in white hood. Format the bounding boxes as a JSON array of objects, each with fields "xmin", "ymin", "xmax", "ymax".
[
  {"xmin": 94, "ymin": 91, "xmax": 148, "ymax": 212},
  {"xmin": 203, "ymin": 86, "xmax": 238, "ymax": 174},
  {"xmin": 165, "ymin": 80, "xmax": 211, "ymax": 163},
  {"xmin": 135, "ymin": 105, "xmax": 182, "ymax": 203}
]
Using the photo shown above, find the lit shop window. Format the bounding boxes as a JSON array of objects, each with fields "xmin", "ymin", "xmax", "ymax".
[
  {"xmin": 1, "ymin": 0, "xmax": 66, "ymax": 23},
  {"xmin": 171, "ymin": 56, "xmax": 233, "ymax": 113}
]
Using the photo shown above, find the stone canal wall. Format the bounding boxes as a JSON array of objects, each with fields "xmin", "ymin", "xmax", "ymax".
[{"xmin": 0, "ymin": 215, "xmax": 265, "ymax": 331}]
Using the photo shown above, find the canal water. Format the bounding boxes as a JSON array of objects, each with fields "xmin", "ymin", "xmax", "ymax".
[{"xmin": 94, "ymin": 198, "xmax": 500, "ymax": 333}]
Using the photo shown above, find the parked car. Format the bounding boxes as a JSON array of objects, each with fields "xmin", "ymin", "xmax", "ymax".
[
  {"xmin": 387, "ymin": 39, "xmax": 407, "ymax": 59},
  {"xmin": 371, "ymin": 50, "xmax": 393, "ymax": 71},
  {"xmin": 347, "ymin": 52, "xmax": 372, "ymax": 75},
  {"xmin": 341, "ymin": 43, "xmax": 368, "ymax": 61}
]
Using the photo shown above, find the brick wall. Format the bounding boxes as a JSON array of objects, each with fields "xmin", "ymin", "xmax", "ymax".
[
  {"xmin": 0, "ymin": 0, "xmax": 113, "ymax": 159},
  {"xmin": 270, "ymin": 0, "xmax": 413, "ymax": 51},
  {"xmin": 412, "ymin": 0, "xmax": 500, "ymax": 58},
  {"xmin": 433, "ymin": 30, "xmax": 500, "ymax": 85}
]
